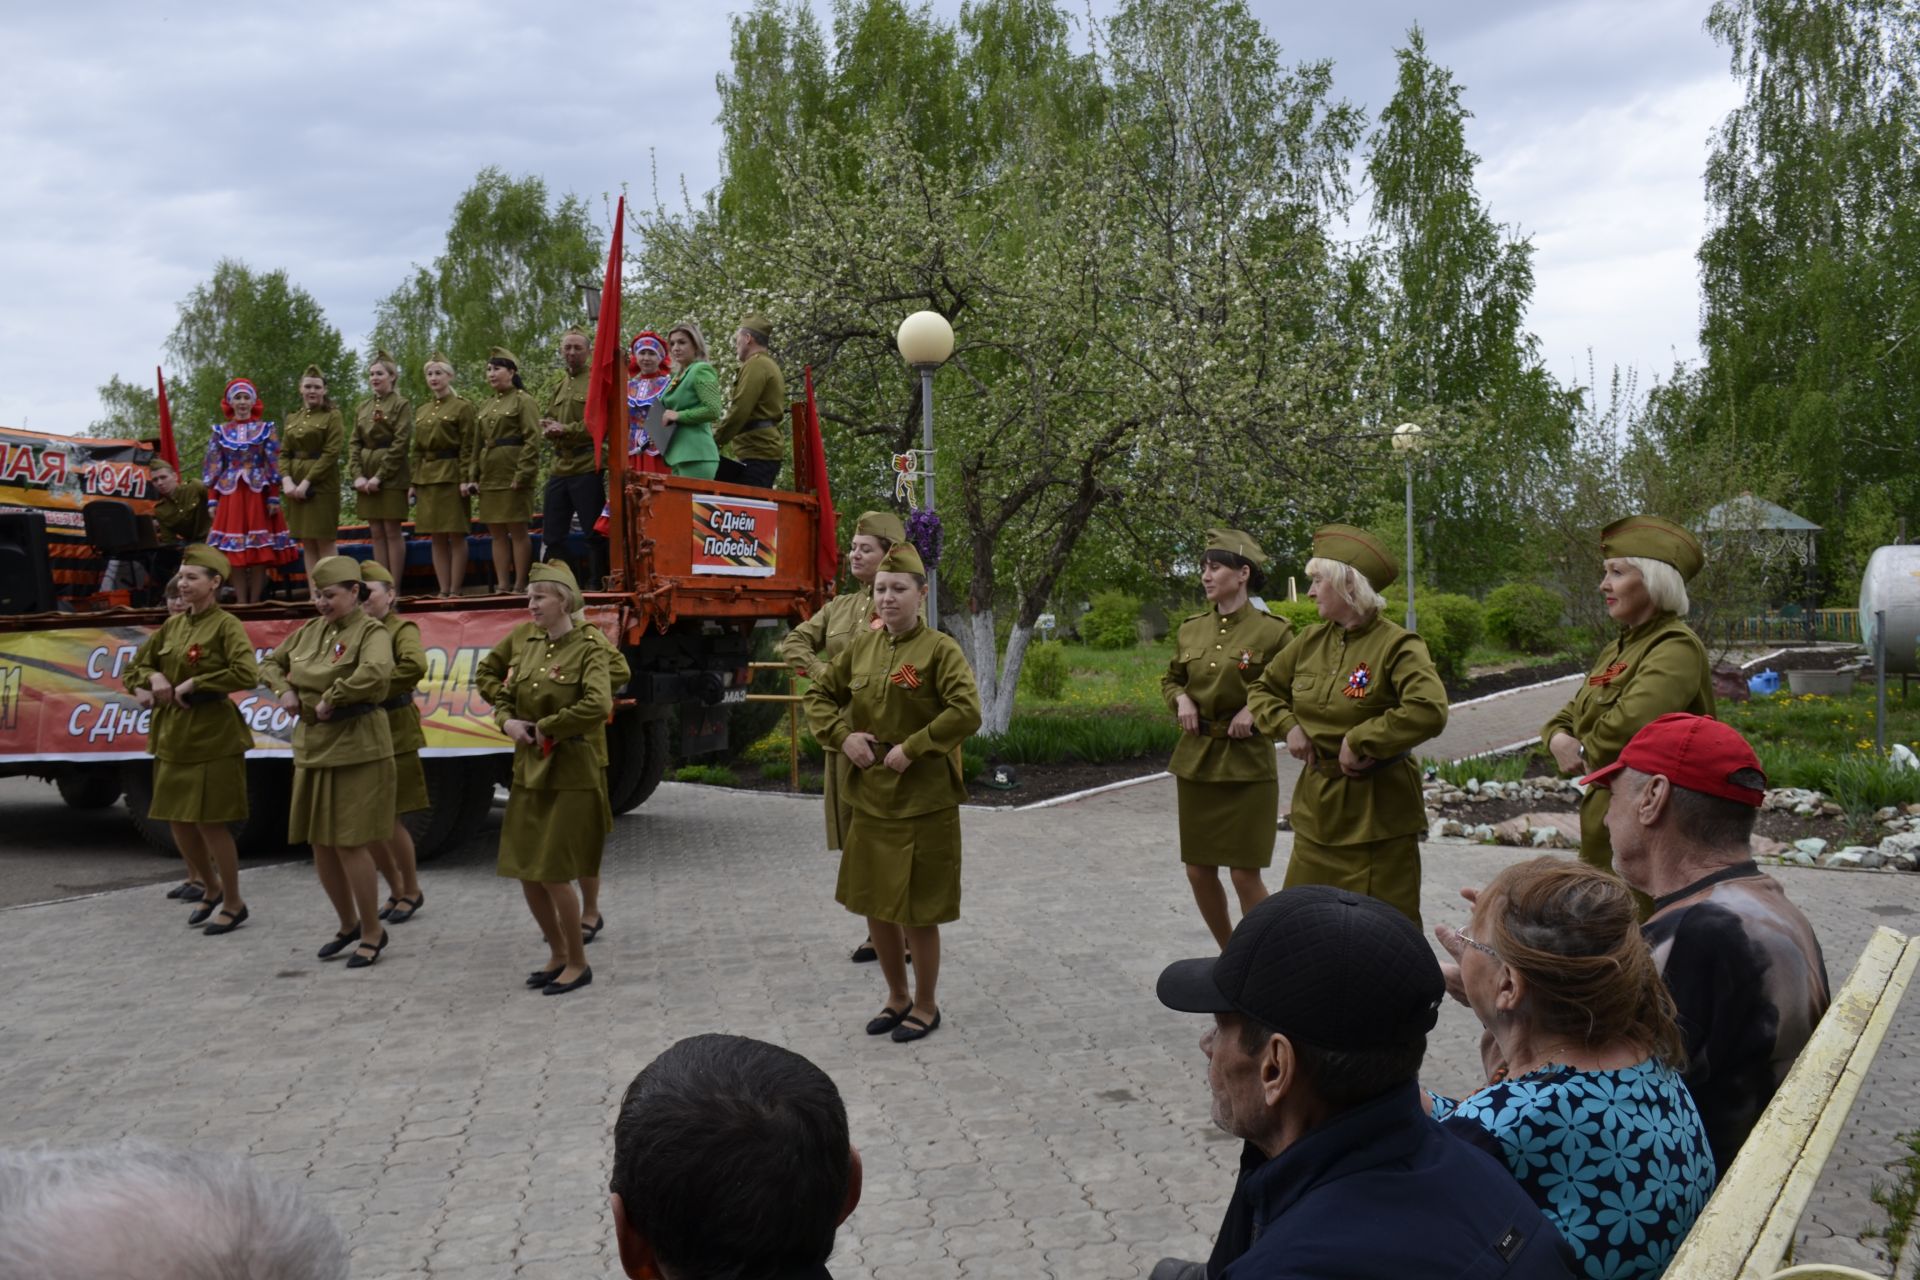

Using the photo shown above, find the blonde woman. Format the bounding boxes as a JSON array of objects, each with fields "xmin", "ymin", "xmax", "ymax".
[
  {"xmin": 360, "ymin": 561, "xmax": 426, "ymax": 924},
  {"xmin": 409, "ymin": 353, "xmax": 477, "ymax": 595},
  {"xmin": 656, "ymin": 322, "xmax": 722, "ymax": 480},
  {"xmin": 352, "ymin": 352, "xmax": 413, "ymax": 579},
  {"xmin": 281, "ymin": 365, "xmax": 344, "ymax": 581}
]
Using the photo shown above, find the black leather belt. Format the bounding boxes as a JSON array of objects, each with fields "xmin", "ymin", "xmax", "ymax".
[
  {"xmin": 381, "ymin": 693, "xmax": 416, "ymax": 710},
  {"xmin": 742, "ymin": 418, "xmax": 779, "ymax": 432},
  {"xmin": 180, "ymin": 690, "xmax": 231, "ymax": 707},
  {"xmin": 490, "ymin": 437, "xmax": 524, "ymax": 448},
  {"xmin": 287, "ymin": 451, "xmax": 322, "ymax": 460},
  {"xmin": 557, "ymin": 441, "xmax": 591, "ymax": 452},
  {"xmin": 321, "ymin": 701, "xmax": 380, "ymax": 722},
  {"xmin": 424, "ymin": 449, "xmax": 461, "ymax": 460}
]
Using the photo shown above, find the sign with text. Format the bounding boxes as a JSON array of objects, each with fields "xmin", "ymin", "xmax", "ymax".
[
  {"xmin": 690, "ymin": 494, "xmax": 778, "ymax": 578},
  {"xmin": 0, "ymin": 427, "xmax": 157, "ymax": 515}
]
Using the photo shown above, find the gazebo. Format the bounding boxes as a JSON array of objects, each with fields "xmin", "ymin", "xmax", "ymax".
[{"xmin": 1699, "ymin": 493, "xmax": 1823, "ymax": 640}]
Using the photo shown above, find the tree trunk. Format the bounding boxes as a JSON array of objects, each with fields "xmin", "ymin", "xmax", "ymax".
[
  {"xmin": 958, "ymin": 606, "xmax": 1000, "ymax": 721},
  {"xmin": 984, "ymin": 620, "xmax": 1034, "ymax": 736}
]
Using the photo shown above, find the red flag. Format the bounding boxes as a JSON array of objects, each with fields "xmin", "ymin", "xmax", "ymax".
[
  {"xmin": 155, "ymin": 366, "xmax": 179, "ymax": 469},
  {"xmin": 802, "ymin": 366, "xmax": 837, "ymax": 585},
  {"xmin": 583, "ymin": 195, "xmax": 625, "ymax": 471}
]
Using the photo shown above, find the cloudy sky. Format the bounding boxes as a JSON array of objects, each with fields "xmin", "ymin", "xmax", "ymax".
[{"xmin": 0, "ymin": 0, "xmax": 1738, "ymax": 434}]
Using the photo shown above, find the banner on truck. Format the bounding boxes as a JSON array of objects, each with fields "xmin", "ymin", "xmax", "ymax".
[
  {"xmin": 690, "ymin": 494, "xmax": 778, "ymax": 577},
  {"xmin": 0, "ymin": 428, "xmax": 157, "ymax": 517}
]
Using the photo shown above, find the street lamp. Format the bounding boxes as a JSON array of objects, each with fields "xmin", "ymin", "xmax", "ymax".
[
  {"xmin": 579, "ymin": 281, "xmax": 603, "ymax": 325},
  {"xmin": 1391, "ymin": 422, "xmax": 1425, "ymax": 631},
  {"xmin": 896, "ymin": 310, "xmax": 954, "ymax": 630}
]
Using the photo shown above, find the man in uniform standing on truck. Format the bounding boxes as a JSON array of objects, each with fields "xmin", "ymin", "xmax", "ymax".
[
  {"xmin": 714, "ymin": 314, "xmax": 786, "ymax": 489},
  {"xmin": 540, "ymin": 327, "xmax": 604, "ymax": 586}
]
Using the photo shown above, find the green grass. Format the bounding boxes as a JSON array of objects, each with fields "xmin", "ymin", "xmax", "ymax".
[
  {"xmin": 1014, "ymin": 642, "xmax": 1165, "ymax": 714},
  {"xmin": 673, "ymin": 764, "xmax": 740, "ymax": 786},
  {"xmin": 1866, "ymin": 1129, "xmax": 1920, "ymax": 1262},
  {"xmin": 979, "ymin": 709, "xmax": 1180, "ymax": 765},
  {"xmin": 1424, "ymin": 751, "xmax": 1535, "ymax": 787},
  {"xmin": 1463, "ymin": 642, "xmax": 1570, "ymax": 670},
  {"xmin": 1723, "ymin": 688, "xmax": 1920, "ymax": 793}
]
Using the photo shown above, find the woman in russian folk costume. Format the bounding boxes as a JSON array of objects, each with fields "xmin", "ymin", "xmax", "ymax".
[
  {"xmin": 204, "ymin": 377, "xmax": 295, "ymax": 603},
  {"xmin": 592, "ymin": 331, "xmax": 674, "ymax": 538},
  {"xmin": 359, "ymin": 561, "xmax": 427, "ymax": 926}
]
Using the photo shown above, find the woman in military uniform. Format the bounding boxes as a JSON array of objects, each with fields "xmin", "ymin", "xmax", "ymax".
[
  {"xmin": 153, "ymin": 575, "xmax": 209, "ymax": 902},
  {"xmin": 352, "ymin": 352, "xmax": 414, "ymax": 581},
  {"xmin": 1162, "ymin": 529, "xmax": 1295, "ymax": 949},
  {"xmin": 261, "ymin": 556, "xmax": 397, "ymax": 970},
  {"xmin": 1246, "ymin": 525, "xmax": 1448, "ymax": 927},
  {"xmin": 281, "ymin": 365, "xmax": 344, "ymax": 584},
  {"xmin": 475, "ymin": 349, "xmax": 539, "ymax": 595},
  {"xmin": 657, "ymin": 321, "xmax": 722, "ymax": 480},
  {"xmin": 123, "ymin": 544, "xmax": 260, "ymax": 934},
  {"xmin": 778, "ymin": 510, "xmax": 908, "ymax": 965},
  {"xmin": 360, "ymin": 561, "xmax": 427, "ymax": 925},
  {"xmin": 410, "ymin": 353, "xmax": 477, "ymax": 596},
  {"xmin": 474, "ymin": 561, "xmax": 614, "ymax": 996},
  {"xmin": 805, "ymin": 543, "xmax": 982, "ymax": 1043},
  {"xmin": 1543, "ymin": 516, "xmax": 1714, "ymax": 887}
]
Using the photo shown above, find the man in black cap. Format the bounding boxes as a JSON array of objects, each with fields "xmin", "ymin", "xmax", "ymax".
[{"xmin": 1151, "ymin": 886, "xmax": 1572, "ymax": 1280}]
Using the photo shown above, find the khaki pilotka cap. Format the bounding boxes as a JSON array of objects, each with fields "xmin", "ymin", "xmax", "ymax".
[
  {"xmin": 1312, "ymin": 524, "xmax": 1398, "ymax": 591},
  {"xmin": 488, "ymin": 347, "xmax": 519, "ymax": 368},
  {"xmin": 877, "ymin": 543, "xmax": 926, "ymax": 576},
  {"xmin": 854, "ymin": 511, "xmax": 907, "ymax": 544},
  {"xmin": 739, "ymin": 313, "xmax": 773, "ymax": 343},
  {"xmin": 1204, "ymin": 528, "xmax": 1267, "ymax": 567},
  {"xmin": 310, "ymin": 556, "xmax": 364, "ymax": 589},
  {"xmin": 1600, "ymin": 515, "xmax": 1705, "ymax": 582},
  {"xmin": 359, "ymin": 561, "xmax": 395, "ymax": 585},
  {"xmin": 180, "ymin": 544, "xmax": 231, "ymax": 579}
]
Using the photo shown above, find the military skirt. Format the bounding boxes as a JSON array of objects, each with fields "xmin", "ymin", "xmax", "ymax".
[
  {"xmin": 497, "ymin": 785, "xmax": 611, "ymax": 882},
  {"xmin": 148, "ymin": 755, "xmax": 249, "ymax": 825},
  {"xmin": 290, "ymin": 756, "xmax": 396, "ymax": 847},
  {"xmin": 393, "ymin": 750, "xmax": 429, "ymax": 816},
  {"xmin": 837, "ymin": 806, "xmax": 962, "ymax": 927},
  {"xmin": 283, "ymin": 482, "xmax": 340, "ymax": 542},
  {"xmin": 358, "ymin": 480, "xmax": 409, "ymax": 521},
  {"xmin": 1284, "ymin": 831, "xmax": 1422, "ymax": 928},
  {"xmin": 1176, "ymin": 777, "xmax": 1278, "ymax": 868},
  {"xmin": 413, "ymin": 482, "xmax": 471, "ymax": 535},
  {"xmin": 822, "ymin": 749, "xmax": 855, "ymax": 851},
  {"xmin": 477, "ymin": 487, "xmax": 532, "ymax": 525}
]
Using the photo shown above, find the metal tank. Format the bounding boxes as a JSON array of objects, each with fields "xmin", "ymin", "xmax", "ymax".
[{"xmin": 1859, "ymin": 545, "xmax": 1920, "ymax": 674}]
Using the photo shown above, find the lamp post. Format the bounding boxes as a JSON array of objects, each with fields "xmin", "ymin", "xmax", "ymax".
[
  {"xmin": 896, "ymin": 310, "xmax": 954, "ymax": 630},
  {"xmin": 579, "ymin": 281, "xmax": 603, "ymax": 325},
  {"xmin": 1391, "ymin": 422, "xmax": 1424, "ymax": 631}
]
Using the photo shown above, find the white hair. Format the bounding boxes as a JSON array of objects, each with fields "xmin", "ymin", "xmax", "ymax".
[
  {"xmin": 529, "ymin": 577, "xmax": 586, "ymax": 624},
  {"xmin": 1305, "ymin": 556, "xmax": 1385, "ymax": 621},
  {"xmin": 0, "ymin": 1142, "xmax": 348, "ymax": 1280},
  {"xmin": 1623, "ymin": 556, "xmax": 1690, "ymax": 616}
]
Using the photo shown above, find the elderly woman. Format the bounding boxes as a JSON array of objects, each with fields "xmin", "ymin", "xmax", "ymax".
[
  {"xmin": 260, "ymin": 556, "xmax": 397, "ymax": 970},
  {"xmin": 1432, "ymin": 857, "xmax": 1716, "ymax": 1279},
  {"xmin": 281, "ymin": 365, "xmax": 344, "ymax": 583},
  {"xmin": 474, "ymin": 562, "xmax": 615, "ymax": 996},
  {"xmin": 474, "ymin": 348, "xmax": 540, "ymax": 594},
  {"xmin": 352, "ymin": 352, "xmax": 414, "ymax": 580},
  {"xmin": 1544, "ymin": 516, "xmax": 1714, "ymax": 888},
  {"xmin": 656, "ymin": 321, "xmax": 722, "ymax": 480},
  {"xmin": 1163, "ymin": 528, "xmax": 1295, "ymax": 949},
  {"xmin": 805, "ymin": 543, "xmax": 982, "ymax": 1044},
  {"xmin": 359, "ymin": 562, "xmax": 427, "ymax": 925},
  {"xmin": 1246, "ymin": 524, "xmax": 1447, "ymax": 927},
  {"xmin": 203, "ymin": 377, "xmax": 296, "ymax": 603},
  {"xmin": 123, "ymin": 546, "xmax": 259, "ymax": 933},
  {"xmin": 410, "ymin": 353, "xmax": 478, "ymax": 596}
]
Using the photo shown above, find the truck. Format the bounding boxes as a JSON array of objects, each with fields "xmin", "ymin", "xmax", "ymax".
[{"xmin": 0, "ymin": 422, "xmax": 833, "ymax": 860}]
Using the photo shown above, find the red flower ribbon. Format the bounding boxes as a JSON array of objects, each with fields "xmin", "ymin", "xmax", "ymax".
[
  {"xmin": 890, "ymin": 663, "xmax": 921, "ymax": 689},
  {"xmin": 1589, "ymin": 661, "xmax": 1629, "ymax": 687},
  {"xmin": 186, "ymin": 643, "xmax": 202, "ymax": 666},
  {"xmin": 329, "ymin": 642, "xmax": 346, "ymax": 664},
  {"xmin": 1238, "ymin": 649, "xmax": 1253, "ymax": 672}
]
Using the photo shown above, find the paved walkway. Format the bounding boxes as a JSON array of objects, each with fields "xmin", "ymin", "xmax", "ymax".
[{"xmin": 4, "ymin": 753, "xmax": 1916, "ymax": 1278}]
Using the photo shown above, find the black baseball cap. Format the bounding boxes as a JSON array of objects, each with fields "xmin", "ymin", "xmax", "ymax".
[{"xmin": 1156, "ymin": 886, "xmax": 1445, "ymax": 1050}]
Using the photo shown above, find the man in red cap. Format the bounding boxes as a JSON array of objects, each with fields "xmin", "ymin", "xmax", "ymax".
[{"xmin": 1581, "ymin": 712, "xmax": 1830, "ymax": 1173}]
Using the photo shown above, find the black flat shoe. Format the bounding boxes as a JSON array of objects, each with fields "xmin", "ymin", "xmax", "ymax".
[
  {"xmin": 892, "ymin": 1010, "xmax": 942, "ymax": 1043},
  {"xmin": 581, "ymin": 915, "xmax": 604, "ymax": 944},
  {"xmin": 377, "ymin": 898, "xmax": 399, "ymax": 921},
  {"xmin": 526, "ymin": 965, "xmax": 563, "ymax": 988},
  {"xmin": 851, "ymin": 939, "xmax": 878, "ymax": 963},
  {"xmin": 317, "ymin": 926, "xmax": 360, "ymax": 960},
  {"xmin": 541, "ymin": 968, "xmax": 593, "ymax": 996},
  {"xmin": 186, "ymin": 894, "xmax": 223, "ymax": 928},
  {"xmin": 168, "ymin": 881, "xmax": 204, "ymax": 902},
  {"xmin": 345, "ymin": 932, "xmax": 389, "ymax": 970},
  {"xmin": 865, "ymin": 1002, "xmax": 912, "ymax": 1036},
  {"xmin": 203, "ymin": 906, "xmax": 249, "ymax": 935},
  {"xmin": 387, "ymin": 894, "xmax": 424, "ymax": 924}
]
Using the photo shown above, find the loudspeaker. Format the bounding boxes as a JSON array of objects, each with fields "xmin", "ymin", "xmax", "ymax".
[
  {"xmin": 82, "ymin": 500, "xmax": 145, "ymax": 554},
  {"xmin": 0, "ymin": 511, "xmax": 57, "ymax": 614}
]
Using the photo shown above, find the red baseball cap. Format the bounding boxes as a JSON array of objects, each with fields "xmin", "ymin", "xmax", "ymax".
[{"xmin": 1580, "ymin": 713, "xmax": 1768, "ymax": 806}]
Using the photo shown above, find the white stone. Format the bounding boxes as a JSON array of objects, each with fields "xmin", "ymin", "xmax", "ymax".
[
  {"xmin": 1786, "ymin": 848, "xmax": 1818, "ymax": 867},
  {"xmin": 1793, "ymin": 837, "xmax": 1829, "ymax": 857},
  {"xmin": 1792, "ymin": 802, "xmax": 1818, "ymax": 817},
  {"xmin": 1827, "ymin": 847, "xmax": 1884, "ymax": 870},
  {"xmin": 1529, "ymin": 825, "xmax": 1568, "ymax": 849},
  {"xmin": 1429, "ymin": 818, "xmax": 1466, "ymax": 840},
  {"xmin": 1885, "ymin": 848, "xmax": 1919, "ymax": 872},
  {"xmin": 1465, "ymin": 777, "xmax": 1480, "ymax": 794},
  {"xmin": 1876, "ymin": 806, "xmax": 1901, "ymax": 822},
  {"xmin": 1878, "ymin": 830, "xmax": 1920, "ymax": 858},
  {"xmin": 1468, "ymin": 824, "xmax": 1497, "ymax": 843}
]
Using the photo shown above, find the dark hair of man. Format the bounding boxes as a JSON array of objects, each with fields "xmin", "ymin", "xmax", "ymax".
[
  {"xmin": 612, "ymin": 1034, "xmax": 850, "ymax": 1280},
  {"xmin": 1200, "ymin": 548, "xmax": 1267, "ymax": 596},
  {"xmin": 1662, "ymin": 767, "xmax": 1766, "ymax": 849},
  {"xmin": 1236, "ymin": 1019, "xmax": 1425, "ymax": 1108}
]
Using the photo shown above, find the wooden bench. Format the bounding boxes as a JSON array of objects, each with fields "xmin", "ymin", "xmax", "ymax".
[{"xmin": 1667, "ymin": 926, "xmax": 1920, "ymax": 1280}]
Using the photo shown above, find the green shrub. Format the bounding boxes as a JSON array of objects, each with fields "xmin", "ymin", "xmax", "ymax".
[
  {"xmin": 1827, "ymin": 752, "xmax": 1920, "ymax": 828},
  {"xmin": 1424, "ymin": 750, "xmax": 1534, "ymax": 787},
  {"xmin": 1080, "ymin": 591, "xmax": 1143, "ymax": 649},
  {"xmin": 976, "ymin": 710, "xmax": 1179, "ymax": 764},
  {"xmin": 1419, "ymin": 593, "xmax": 1485, "ymax": 683},
  {"xmin": 673, "ymin": 764, "xmax": 739, "ymax": 786},
  {"xmin": 1268, "ymin": 599, "xmax": 1324, "ymax": 633},
  {"xmin": 1021, "ymin": 640, "xmax": 1070, "ymax": 700},
  {"xmin": 1484, "ymin": 583, "xmax": 1564, "ymax": 654}
]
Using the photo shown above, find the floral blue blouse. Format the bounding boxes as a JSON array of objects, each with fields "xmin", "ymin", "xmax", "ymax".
[{"xmin": 1431, "ymin": 1058, "xmax": 1716, "ymax": 1280}]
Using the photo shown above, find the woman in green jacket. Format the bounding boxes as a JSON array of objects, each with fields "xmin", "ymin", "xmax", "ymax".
[
  {"xmin": 280, "ymin": 365, "xmax": 344, "ymax": 583},
  {"xmin": 475, "ymin": 349, "xmax": 540, "ymax": 595},
  {"xmin": 360, "ymin": 561, "xmax": 427, "ymax": 925},
  {"xmin": 123, "ymin": 544, "xmax": 260, "ymax": 934},
  {"xmin": 657, "ymin": 321, "xmax": 722, "ymax": 480}
]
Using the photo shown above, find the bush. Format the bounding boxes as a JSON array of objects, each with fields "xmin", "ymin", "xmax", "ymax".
[
  {"xmin": 1080, "ymin": 591, "xmax": 1143, "ymax": 649},
  {"xmin": 1021, "ymin": 640, "xmax": 1070, "ymax": 700},
  {"xmin": 1419, "ymin": 593, "xmax": 1484, "ymax": 684},
  {"xmin": 673, "ymin": 764, "xmax": 739, "ymax": 786},
  {"xmin": 1827, "ymin": 752, "xmax": 1920, "ymax": 828},
  {"xmin": 1424, "ymin": 750, "xmax": 1535, "ymax": 787},
  {"xmin": 975, "ymin": 710, "xmax": 1180, "ymax": 765},
  {"xmin": 1485, "ymin": 583, "xmax": 1565, "ymax": 654},
  {"xmin": 1267, "ymin": 599, "xmax": 1324, "ymax": 633}
]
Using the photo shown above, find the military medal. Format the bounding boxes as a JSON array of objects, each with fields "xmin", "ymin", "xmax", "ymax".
[
  {"xmin": 1589, "ymin": 661, "xmax": 1629, "ymax": 687},
  {"xmin": 330, "ymin": 641, "xmax": 346, "ymax": 664},
  {"xmin": 186, "ymin": 643, "xmax": 203, "ymax": 666},
  {"xmin": 1238, "ymin": 649, "xmax": 1253, "ymax": 672},
  {"xmin": 1343, "ymin": 662, "xmax": 1372, "ymax": 698},
  {"xmin": 549, "ymin": 665, "xmax": 564, "ymax": 680},
  {"xmin": 890, "ymin": 663, "xmax": 921, "ymax": 689}
]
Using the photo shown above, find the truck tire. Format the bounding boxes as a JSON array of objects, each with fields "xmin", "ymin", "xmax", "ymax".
[
  {"xmin": 406, "ymin": 758, "xmax": 496, "ymax": 862},
  {"xmin": 607, "ymin": 711, "xmax": 669, "ymax": 815},
  {"xmin": 122, "ymin": 757, "xmax": 292, "ymax": 857},
  {"xmin": 56, "ymin": 766, "xmax": 123, "ymax": 811}
]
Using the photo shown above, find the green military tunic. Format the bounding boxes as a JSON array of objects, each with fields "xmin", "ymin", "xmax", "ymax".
[
  {"xmin": 122, "ymin": 604, "xmax": 260, "ymax": 824},
  {"xmin": 779, "ymin": 584, "xmax": 879, "ymax": 850},
  {"xmin": 411, "ymin": 392, "xmax": 477, "ymax": 534},
  {"xmin": 715, "ymin": 351, "xmax": 787, "ymax": 464},
  {"xmin": 1247, "ymin": 614, "xmax": 1449, "ymax": 925},
  {"xmin": 474, "ymin": 388, "xmax": 540, "ymax": 524},
  {"xmin": 153, "ymin": 478, "xmax": 212, "ymax": 544},
  {"xmin": 352, "ymin": 391, "xmax": 414, "ymax": 521},
  {"xmin": 381, "ymin": 612, "xmax": 430, "ymax": 815},
  {"xmin": 1161, "ymin": 603, "xmax": 1296, "ymax": 868},
  {"xmin": 474, "ymin": 621, "xmax": 615, "ymax": 882},
  {"xmin": 658, "ymin": 362, "xmax": 722, "ymax": 479},
  {"xmin": 280, "ymin": 405, "xmax": 344, "ymax": 540},
  {"xmin": 805, "ymin": 621, "xmax": 982, "ymax": 927},
  {"xmin": 542, "ymin": 368, "xmax": 596, "ymax": 477},
  {"xmin": 1542, "ymin": 611, "xmax": 1714, "ymax": 875},
  {"xmin": 261, "ymin": 609, "xmax": 396, "ymax": 846}
]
